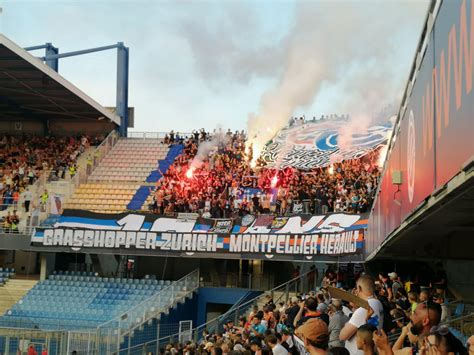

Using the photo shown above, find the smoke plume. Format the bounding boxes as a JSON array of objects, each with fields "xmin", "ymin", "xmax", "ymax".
[
  {"xmin": 190, "ymin": 129, "xmax": 230, "ymax": 170},
  {"xmin": 247, "ymin": 0, "xmax": 428, "ymax": 160}
]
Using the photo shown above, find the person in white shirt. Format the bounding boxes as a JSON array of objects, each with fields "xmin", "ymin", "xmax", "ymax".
[
  {"xmin": 339, "ymin": 275, "xmax": 384, "ymax": 355},
  {"xmin": 202, "ymin": 208, "xmax": 211, "ymax": 218},
  {"xmin": 22, "ymin": 188, "xmax": 33, "ymax": 213},
  {"xmin": 266, "ymin": 334, "xmax": 289, "ymax": 355}
]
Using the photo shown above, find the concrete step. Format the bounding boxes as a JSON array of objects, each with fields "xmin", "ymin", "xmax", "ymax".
[{"xmin": 0, "ymin": 279, "xmax": 38, "ymax": 315}]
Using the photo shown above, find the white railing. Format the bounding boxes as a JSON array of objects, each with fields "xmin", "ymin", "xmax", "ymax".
[
  {"xmin": 156, "ymin": 269, "xmax": 315, "ymax": 347},
  {"xmin": 128, "ymin": 132, "xmax": 193, "ymax": 140},
  {"xmin": 96, "ymin": 269, "xmax": 199, "ymax": 353},
  {"xmin": 71, "ymin": 129, "xmax": 119, "ymax": 188}
]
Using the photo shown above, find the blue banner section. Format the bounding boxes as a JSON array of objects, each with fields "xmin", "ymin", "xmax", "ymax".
[{"xmin": 31, "ymin": 211, "xmax": 367, "ymax": 260}]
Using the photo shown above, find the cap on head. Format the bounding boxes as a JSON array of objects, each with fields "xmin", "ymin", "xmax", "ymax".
[
  {"xmin": 388, "ymin": 272, "xmax": 398, "ymax": 280},
  {"xmin": 204, "ymin": 342, "xmax": 214, "ymax": 351},
  {"xmin": 295, "ymin": 318, "xmax": 329, "ymax": 344}
]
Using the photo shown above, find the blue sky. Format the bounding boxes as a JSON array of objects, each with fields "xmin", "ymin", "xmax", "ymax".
[{"xmin": 0, "ymin": 0, "xmax": 429, "ymax": 134}]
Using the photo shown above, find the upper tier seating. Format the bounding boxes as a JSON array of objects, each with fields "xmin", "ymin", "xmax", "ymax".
[
  {"xmin": 64, "ymin": 139, "xmax": 171, "ymax": 213},
  {"xmin": 65, "ymin": 183, "xmax": 139, "ymax": 213},
  {"xmin": 89, "ymin": 139, "xmax": 168, "ymax": 182},
  {"xmin": 0, "ymin": 271, "xmax": 184, "ymax": 330}
]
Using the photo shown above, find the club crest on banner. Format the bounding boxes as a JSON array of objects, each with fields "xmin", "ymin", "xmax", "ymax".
[{"xmin": 261, "ymin": 119, "xmax": 392, "ymax": 169}]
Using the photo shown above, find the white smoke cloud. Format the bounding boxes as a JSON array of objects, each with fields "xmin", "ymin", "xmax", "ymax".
[
  {"xmin": 247, "ymin": 0, "xmax": 429, "ymax": 161},
  {"xmin": 190, "ymin": 129, "xmax": 230, "ymax": 170}
]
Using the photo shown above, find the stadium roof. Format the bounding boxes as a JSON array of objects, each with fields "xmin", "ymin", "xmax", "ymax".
[{"xmin": 0, "ymin": 34, "xmax": 120, "ymax": 125}]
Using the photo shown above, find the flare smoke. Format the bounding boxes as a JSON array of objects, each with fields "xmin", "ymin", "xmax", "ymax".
[
  {"xmin": 190, "ymin": 130, "xmax": 230, "ymax": 169},
  {"xmin": 247, "ymin": 1, "xmax": 428, "ymax": 161}
]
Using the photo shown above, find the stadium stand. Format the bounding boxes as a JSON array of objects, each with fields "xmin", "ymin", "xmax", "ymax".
[
  {"xmin": 89, "ymin": 139, "xmax": 168, "ymax": 182},
  {"xmin": 64, "ymin": 138, "xmax": 181, "ymax": 213},
  {"xmin": 0, "ymin": 267, "xmax": 15, "ymax": 286},
  {"xmin": 65, "ymin": 183, "xmax": 140, "ymax": 213},
  {"xmin": 128, "ymin": 143, "xmax": 184, "ymax": 210},
  {"xmin": 0, "ymin": 279, "xmax": 37, "ymax": 317},
  {"xmin": 0, "ymin": 271, "xmax": 196, "ymax": 330},
  {"xmin": 144, "ymin": 130, "xmax": 381, "ymax": 217}
]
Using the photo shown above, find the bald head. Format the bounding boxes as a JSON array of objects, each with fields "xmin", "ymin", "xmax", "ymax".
[
  {"xmin": 411, "ymin": 302, "xmax": 442, "ymax": 335},
  {"xmin": 331, "ymin": 299, "xmax": 343, "ymax": 311},
  {"xmin": 357, "ymin": 275, "xmax": 375, "ymax": 295}
]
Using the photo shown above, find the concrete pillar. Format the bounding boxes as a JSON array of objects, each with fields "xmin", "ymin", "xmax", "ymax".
[{"xmin": 40, "ymin": 253, "xmax": 47, "ymax": 281}]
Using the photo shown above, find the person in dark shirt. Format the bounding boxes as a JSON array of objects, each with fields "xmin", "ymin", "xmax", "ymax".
[
  {"xmin": 285, "ymin": 297, "xmax": 300, "ymax": 329},
  {"xmin": 252, "ymin": 195, "xmax": 260, "ymax": 214}
]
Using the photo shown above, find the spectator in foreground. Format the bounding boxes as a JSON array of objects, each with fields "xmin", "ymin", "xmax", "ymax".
[
  {"xmin": 421, "ymin": 327, "xmax": 468, "ymax": 355},
  {"xmin": 356, "ymin": 324, "xmax": 376, "ymax": 355},
  {"xmin": 433, "ymin": 294, "xmax": 450, "ymax": 322},
  {"xmin": 251, "ymin": 313, "xmax": 266, "ymax": 338},
  {"xmin": 467, "ymin": 335, "xmax": 473, "ymax": 354},
  {"xmin": 380, "ymin": 302, "xmax": 443, "ymax": 354},
  {"xmin": 328, "ymin": 300, "xmax": 349, "ymax": 349},
  {"xmin": 410, "ymin": 302, "xmax": 442, "ymax": 340},
  {"xmin": 295, "ymin": 318, "xmax": 330, "ymax": 355},
  {"xmin": 374, "ymin": 323, "xmax": 468, "ymax": 355},
  {"xmin": 266, "ymin": 334, "xmax": 289, "ymax": 355},
  {"xmin": 294, "ymin": 297, "xmax": 328, "ymax": 329},
  {"xmin": 250, "ymin": 339, "xmax": 263, "ymax": 355},
  {"xmin": 280, "ymin": 329, "xmax": 297, "ymax": 355},
  {"xmin": 285, "ymin": 297, "xmax": 300, "ymax": 328},
  {"xmin": 339, "ymin": 275, "xmax": 383, "ymax": 355}
]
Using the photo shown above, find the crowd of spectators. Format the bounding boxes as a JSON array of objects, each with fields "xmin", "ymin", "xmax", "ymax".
[
  {"xmin": 288, "ymin": 115, "xmax": 349, "ymax": 127},
  {"xmin": 150, "ymin": 129, "xmax": 381, "ymax": 218},
  {"xmin": 0, "ymin": 134, "xmax": 101, "ymax": 213},
  {"xmin": 159, "ymin": 267, "xmax": 472, "ymax": 355},
  {"xmin": 0, "ymin": 210, "xmax": 20, "ymax": 233}
]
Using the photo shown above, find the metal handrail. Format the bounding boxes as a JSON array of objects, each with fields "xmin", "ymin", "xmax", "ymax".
[
  {"xmin": 156, "ymin": 269, "xmax": 314, "ymax": 345},
  {"xmin": 128, "ymin": 132, "xmax": 194, "ymax": 139},
  {"xmin": 71, "ymin": 129, "xmax": 118, "ymax": 187},
  {"xmin": 97, "ymin": 269, "xmax": 199, "ymax": 331},
  {"xmin": 441, "ymin": 312, "xmax": 474, "ymax": 326}
]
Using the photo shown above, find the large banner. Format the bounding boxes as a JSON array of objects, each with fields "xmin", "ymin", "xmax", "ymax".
[
  {"xmin": 260, "ymin": 119, "xmax": 392, "ymax": 169},
  {"xmin": 31, "ymin": 210, "xmax": 367, "ymax": 260}
]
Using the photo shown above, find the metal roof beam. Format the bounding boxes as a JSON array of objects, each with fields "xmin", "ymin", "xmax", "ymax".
[
  {"xmin": 24, "ymin": 43, "xmax": 51, "ymax": 51},
  {"xmin": 41, "ymin": 43, "xmax": 120, "ymax": 61}
]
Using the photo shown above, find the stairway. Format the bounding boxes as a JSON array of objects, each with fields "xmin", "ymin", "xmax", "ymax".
[
  {"xmin": 127, "ymin": 144, "xmax": 185, "ymax": 211},
  {"xmin": 146, "ymin": 144, "xmax": 184, "ymax": 183},
  {"xmin": 0, "ymin": 279, "xmax": 38, "ymax": 315}
]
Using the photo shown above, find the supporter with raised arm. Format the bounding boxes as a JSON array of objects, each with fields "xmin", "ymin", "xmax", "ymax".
[
  {"xmin": 148, "ymin": 129, "xmax": 382, "ymax": 217},
  {"xmin": 294, "ymin": 297, "xmax": 329, "ymax": 329}
]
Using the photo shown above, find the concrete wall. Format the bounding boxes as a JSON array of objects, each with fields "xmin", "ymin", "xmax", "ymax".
[
  {"xmin": 445, "ymin": 260, "xmax": 474, "ymax": 301},
  {"xmin": 13, "ymin": 251, "xmax": 38, "ymax": 275},
  {"xmin": 196, "ymin": 287, "xmax": 258, "ymax": 326}
]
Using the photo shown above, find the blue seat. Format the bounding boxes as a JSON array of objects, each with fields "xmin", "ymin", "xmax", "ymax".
[{"xmin": 453, "ymin": 303, "xmax": 465, "ymax": 318}]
